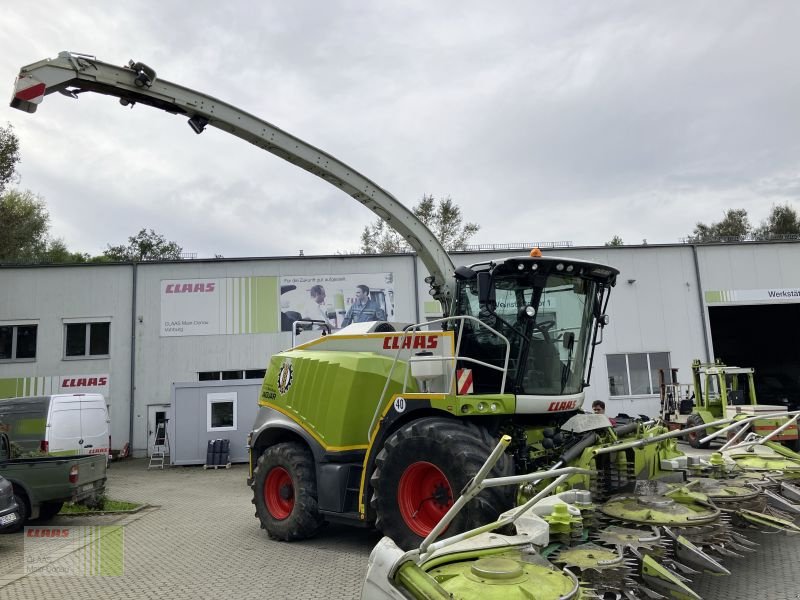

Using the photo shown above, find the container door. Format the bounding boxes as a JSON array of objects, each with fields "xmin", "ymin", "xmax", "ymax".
[{"xmin": 147, "ymin": 404, "xmax": 171, "ymax": 457}]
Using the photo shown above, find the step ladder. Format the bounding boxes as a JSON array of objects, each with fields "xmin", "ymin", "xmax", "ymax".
[{"xmin": 148, "ymin": 421, "xmax": 170, "ymax": 469}]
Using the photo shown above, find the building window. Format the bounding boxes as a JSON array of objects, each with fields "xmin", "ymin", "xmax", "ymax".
[
  {"xmin": 0, "ymin": 324, "xmax": 38, "ymax": 361},
  {"xmin": 607, "ymin": 352, "xmax": 670, "ymax": 396},
  {"xmin": 207, "ymin": 392, "xmax": 237, "ymax": 432},
  {"xmin": 65, "ymin": 322, "xmax": 110, "ymax": 358},
  {"xmin": 199, "ymin": 369, "xmax": 266, "ymax": 381}
]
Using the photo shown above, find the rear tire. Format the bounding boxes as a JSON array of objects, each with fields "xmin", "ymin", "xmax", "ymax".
[
  {"xmin": 370, "ymin": 417, "xmax": 513, "ymax": 550},
  {"xmin": 686, "ymin": 414, "xmax": 710, "ymax": 449},
  {"xmin": 36, "ymin": 501, "xmax": 64, "ymax": 522},
  {"xmin": 252, "ymin": 442, "xmax": 324, "ymax": 541}
]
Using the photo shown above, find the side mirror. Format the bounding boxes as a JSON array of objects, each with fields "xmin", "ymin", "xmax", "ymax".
[
  {"xmin": 477, "ymin": 272, "xmax": 495, "ymax": 307},
  {"xmin": 563, "ymin": 331, "xmax": 575, "ymax": 350}
]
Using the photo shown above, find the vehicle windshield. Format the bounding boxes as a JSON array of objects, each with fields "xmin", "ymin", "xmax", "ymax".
[{"xmin": 456, "ymin": 271, "xmax": 599, "ymax": 395}]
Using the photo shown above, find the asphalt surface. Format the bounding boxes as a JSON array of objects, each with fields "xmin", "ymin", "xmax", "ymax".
[{"xmin": 0, "ymin": 447, "xmax": 797, "ymax": 599}]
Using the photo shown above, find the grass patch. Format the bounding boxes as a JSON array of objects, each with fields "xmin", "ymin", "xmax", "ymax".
[{"xmin": 60, "ymin": 497, "xmax": 141, "ymax": 514}]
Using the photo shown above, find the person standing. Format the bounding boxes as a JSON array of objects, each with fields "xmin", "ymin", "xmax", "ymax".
[
  {"xmin": 592, "ymin": 400, "xmax": 616, "ymax": 426},
  {"xmin": 341, "ymin": 284, "xmax": 386, "ymax": 326},
  {"xmin": 305, "ymin": 284, "xmax": 334, "ymax": 328}
]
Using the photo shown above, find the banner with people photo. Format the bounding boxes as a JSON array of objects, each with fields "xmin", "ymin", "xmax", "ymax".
[{"xmin": 279, "ymin": 273, "xmax": 395, "ymax": 332}]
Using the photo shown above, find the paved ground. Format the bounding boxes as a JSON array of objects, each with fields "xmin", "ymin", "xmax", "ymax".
[
  {"xmin": 0, "ymin": 451, "xmax": 798, "ymax": 599},
  {"xmin": 0, "ymin": 459, "xmax": 379, "ymax": 600}
]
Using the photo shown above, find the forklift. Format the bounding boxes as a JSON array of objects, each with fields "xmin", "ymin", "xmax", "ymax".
[{"xmin": 661, "ymin": 359, "xmax": 800, "ymax": 449}]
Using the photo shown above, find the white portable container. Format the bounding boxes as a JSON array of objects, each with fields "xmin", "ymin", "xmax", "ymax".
[{"xmin": 0, "ymin": 394, "xmax": 111, "ymax": 458}]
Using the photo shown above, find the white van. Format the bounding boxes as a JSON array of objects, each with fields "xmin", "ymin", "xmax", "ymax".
[{"xmin": 0, "ymin": 394, "xmax": 111, "ymax": 459}]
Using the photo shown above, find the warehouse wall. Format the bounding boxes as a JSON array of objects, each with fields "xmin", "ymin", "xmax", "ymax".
[
  {"xmin": 3, "ymin": 241, "xmax": 799, "ymax": 453},
  {"xmin": 0, "ymin": 264, "xmax": 134, "ymax": 447}
]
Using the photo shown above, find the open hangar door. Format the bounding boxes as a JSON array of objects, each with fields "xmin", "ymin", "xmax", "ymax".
[{"xmin": 708, "ymin": 304, "xmax": 800, "ymax": 409}]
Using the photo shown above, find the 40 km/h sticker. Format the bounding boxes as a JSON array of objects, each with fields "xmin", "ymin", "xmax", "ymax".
[{"xmin": 393, "ymin": 397, "xmax": 406, "ymax": 413}]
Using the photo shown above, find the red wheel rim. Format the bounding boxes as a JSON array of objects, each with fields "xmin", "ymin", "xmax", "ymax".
[
  {"xmin": 264, "ymin": 467, "xmax": 294, "ymax": 519},
  {"xmin": 397, "ymin": 462, "xmax": 453, "ymax": 537}
]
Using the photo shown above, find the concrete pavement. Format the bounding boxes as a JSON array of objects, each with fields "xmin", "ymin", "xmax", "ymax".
[{"xmin": 0, "ymin": 451, "xmax": 799, "ymax": 599}]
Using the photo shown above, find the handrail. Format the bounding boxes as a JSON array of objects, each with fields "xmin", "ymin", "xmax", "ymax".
[{"xmin": 367, "ymin": 315, "xmax": 511, "ymax": 439}]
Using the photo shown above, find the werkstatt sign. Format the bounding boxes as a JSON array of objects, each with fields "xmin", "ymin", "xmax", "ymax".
[{"xmin": 705, "ymin": 288, "xmax": 800, "ymax": 304}]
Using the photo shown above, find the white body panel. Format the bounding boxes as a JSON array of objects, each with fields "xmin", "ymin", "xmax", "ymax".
[{"xmin": 516, "ymin": 392, "xmax": 585, "ymax": 414}]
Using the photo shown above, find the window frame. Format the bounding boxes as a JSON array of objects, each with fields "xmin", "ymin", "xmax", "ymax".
[
  {"xmin": 63, "ymin": 319, "xmax": 111, "ymax": 360},
  {"xmin": 607, "ymin": 352, "xmax": 671, "ymax": 397},
  {"xmin": 0, "ymin": 322, "xmax": 38, "ymax": 362},
  {"xmin": 206, "ymin": 392, "xmax": 238, "ymax": 432}
]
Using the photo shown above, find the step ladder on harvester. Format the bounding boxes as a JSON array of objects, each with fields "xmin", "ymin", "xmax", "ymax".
[{"xmin": 148, "ymin": 421, "xmax": 170, "ymax": 469}]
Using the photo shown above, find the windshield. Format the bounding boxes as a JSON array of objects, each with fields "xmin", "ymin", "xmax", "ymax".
[{"xmin": 456, "ymin": 271, "xmax": 599, "ymax": 395}]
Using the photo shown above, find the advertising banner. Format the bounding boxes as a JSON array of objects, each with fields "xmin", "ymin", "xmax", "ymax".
[
  {"xmin": 279, "ymin": 273, "xmax": 395, "ymax": 331},
  {"xmin": 0, "ymin": 374, "xmax": 110, "ymax": 399},
  {"xmin": 160, "ymin": 277, "xmax": 279, "ymax": 337}
]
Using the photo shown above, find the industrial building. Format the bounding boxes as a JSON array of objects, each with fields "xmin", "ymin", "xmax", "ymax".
[{"xmin": 1, "ymin": 241, "xmax": 798, "ymax": 458}]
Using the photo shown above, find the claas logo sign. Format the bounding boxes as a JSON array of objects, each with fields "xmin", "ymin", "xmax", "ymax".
[{"xmin": 382, "ymin": 335, "xmax": 439, "ymax": 351}]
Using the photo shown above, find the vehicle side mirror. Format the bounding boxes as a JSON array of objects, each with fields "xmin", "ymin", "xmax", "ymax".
[
  {"xmin": 563, "ymin": 331, "xmax": 575, "ymax": 350},
  {"xmin": 477, "ymin": 272, "xmax": 495, "ymax": 308}
]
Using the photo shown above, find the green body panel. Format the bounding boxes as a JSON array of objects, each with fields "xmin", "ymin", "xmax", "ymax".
[
  {"xmin": 395, "ymin": 563, "xmax": 452, "ymax": 600},
  {"xmin": 259, "ymin": 349, "xmax": 517, "ymax": 448},
  {"xmin": 449, "ymin": 394, "xmax": 515, "ymax": 417},
  {"xmin": 261, "ymin": 350, "xmax": 422, "ymax": 448},
  {"xmin": 423, "ymin": 549, "xmax": 583, "ymax": 599}
]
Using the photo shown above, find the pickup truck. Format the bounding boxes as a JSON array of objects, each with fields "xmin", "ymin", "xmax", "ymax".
[{"xmin": 0, "ymin": 433, "xmax": 107, "ymax": 532}]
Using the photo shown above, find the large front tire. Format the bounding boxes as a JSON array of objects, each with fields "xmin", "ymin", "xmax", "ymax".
[
  {"xmin": 252, "ymin": 442, "xmax": 324, "ymax": 541},
  {"xmin": 370, "ymin": 417, "xmax": 513, "ymax": 550},
  {"xmin": 686, "ymin": 413, "xmax": 710, "ymax": 449}
]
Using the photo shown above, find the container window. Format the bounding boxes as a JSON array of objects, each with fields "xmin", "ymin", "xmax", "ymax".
[{"xmin": 206, "ymin": 392, "xmax": 237, "ymax": 432}]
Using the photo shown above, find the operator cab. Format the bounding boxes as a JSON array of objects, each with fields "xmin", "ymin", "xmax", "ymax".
[{"xmin": 452, "ymin": 253, "xmax": 618, "ymax": 397}]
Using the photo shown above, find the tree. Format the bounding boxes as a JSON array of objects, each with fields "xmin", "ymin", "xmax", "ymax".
[
  {"xmin": 605, "ymin": 235, "xmax": 624, "ymax": 247},
  {"xmin": 104, "ymin": 228, "xmax": 183, "ymax": 261},
  {"xmin": 756, "ymin": 203, "xmax": 800, "ymax": 238},
  {"xmin": 0, "ymin": 189, "xmax": 50, "ymax": 261},
  {"xmin": 360, "ymin": 194, "xmax": 480, "ymax": 253},
  {"xmin": 40, "ymin": 239, "xmax": 91, "ymax": 264},
  {"xmin": 688, "ymin": 208, "xmax": 752, "ymax": 242},
  {"xmin": 0, "ymin": 123, "xmax": 20, "ymax": 193}
]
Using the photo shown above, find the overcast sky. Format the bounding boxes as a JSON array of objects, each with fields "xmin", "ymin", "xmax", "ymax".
[{"xmin": 2, "ymin": 1, "xmax": 799, "ymax": 259}]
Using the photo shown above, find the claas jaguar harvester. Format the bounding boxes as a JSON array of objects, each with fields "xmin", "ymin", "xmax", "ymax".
[{"xmin": 10, "ymin": 52, "xmax": 619, "ymax": 549}]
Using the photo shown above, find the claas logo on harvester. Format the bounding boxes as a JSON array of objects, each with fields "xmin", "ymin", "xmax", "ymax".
[{"xmin": 382, "ymin": 335, "xmax": 439, "ymax": 350}]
